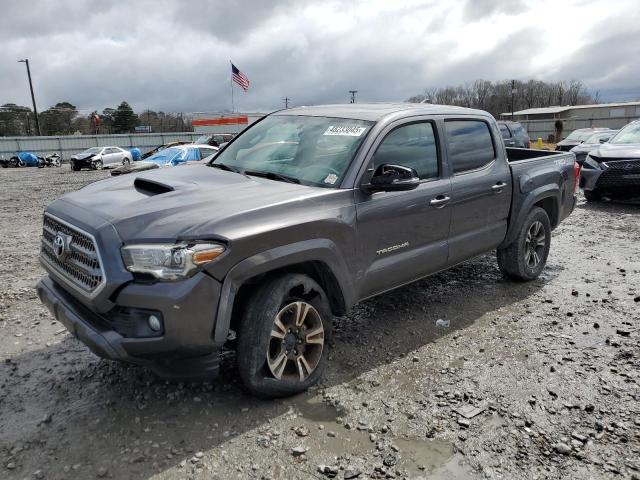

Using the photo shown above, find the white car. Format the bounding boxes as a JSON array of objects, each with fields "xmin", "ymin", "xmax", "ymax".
[{"xmin": 70, "ymin": 146, "xmax": 133, "ymax": 171}]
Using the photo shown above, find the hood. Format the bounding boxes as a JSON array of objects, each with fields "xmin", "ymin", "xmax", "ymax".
[
  {"xmin": 570, "ymin": 142, "xmax": 600, "ymax": 153},
  {"xmin": 72, "ymin": 152, "xmax": 97, "ymax": 160},
  {"xmin": 557, "ymin": 139, "xmax": 580, "ymax": 147},
  {"xmin": 590, "ymin": 143, "xmax": 640, "ymax": 159},
  {"xmin": 52, "ymin": 165, "xmax": 336, "ymax": 242}
]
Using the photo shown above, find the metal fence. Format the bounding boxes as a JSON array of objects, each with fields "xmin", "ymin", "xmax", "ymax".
[
  {"xmin": 518, "ymin": 115, "xmax": 639, "ymax": 142},
  {"xmin": 0, "ymin": 132, "xmax": 203, "ymax": 160}
]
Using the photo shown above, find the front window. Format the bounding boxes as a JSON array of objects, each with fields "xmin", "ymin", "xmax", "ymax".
[
  {"xmin": 211, "ymin": 115, "xmax": 373, "ymax": 187},
  {"xmin": 83, "ymin": 147, "xmax": 102, "ymax": 154},
  {"xmin": 194, "ymin": 135, "xmax": 211, "ymax": 144},
  {"xmin": 609, "ymin": 122, "xmax": 640, "ymax": 145}
]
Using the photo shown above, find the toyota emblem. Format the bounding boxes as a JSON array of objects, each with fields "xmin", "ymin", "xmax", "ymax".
[{"xmin": 53, "ymin": 234, "xmax": 67, "ymax": 259}]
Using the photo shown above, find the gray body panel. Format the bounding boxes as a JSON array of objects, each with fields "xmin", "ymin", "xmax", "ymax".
[{"xmin": 37, "ymin": 103, "xmax": 577, "ymax": 365}]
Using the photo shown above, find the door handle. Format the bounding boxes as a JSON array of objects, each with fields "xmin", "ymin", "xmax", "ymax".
[
  {"xmin": 491, "ymin": 182, "xmax": 508, "ymax": 192},
  {"xmin": 430, "ymin": 195, "xmax": 451, "ymax": 207}
]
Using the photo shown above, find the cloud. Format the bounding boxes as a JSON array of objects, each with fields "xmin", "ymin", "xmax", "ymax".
[{"xmin": 0, "ymin": 0, "xmax": 638, "ymax": 114}]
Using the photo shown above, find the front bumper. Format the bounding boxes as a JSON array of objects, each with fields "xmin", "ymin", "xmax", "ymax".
[
  {"xmin": 580, "ymin": 159, "xmax": 640, "ymax": 195},
  {"xmin": 37, "ymin": 271, "xmax": 225, "ymax": 377}
]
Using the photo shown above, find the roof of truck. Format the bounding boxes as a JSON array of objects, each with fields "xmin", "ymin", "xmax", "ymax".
[{"xmin": 274, "ymin": 103, "xmax": 490, "ymax": 121}]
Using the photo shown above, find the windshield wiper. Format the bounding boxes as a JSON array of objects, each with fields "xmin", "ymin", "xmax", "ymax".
[
  {"xmin": 210, "ymin": 162, "xmax": 244, "ymax": 174},
  {"xmin": 244, "ymin": 170, "xmax": 300, "ymax": 184}
]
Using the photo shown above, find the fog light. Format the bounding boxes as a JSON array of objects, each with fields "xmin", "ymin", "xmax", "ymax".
[{"xmin": 148, "ymin": 315, "xmax": 162, "ymax": 332}]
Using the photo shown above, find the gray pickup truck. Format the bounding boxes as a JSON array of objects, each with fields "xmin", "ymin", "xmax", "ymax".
[{"xmin": 37, "ymin": 103, "xmax": 578, "ymax": 397}]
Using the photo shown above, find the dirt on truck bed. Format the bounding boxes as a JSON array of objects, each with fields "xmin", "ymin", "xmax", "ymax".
[{"xmin": 0, "ymin": 168, "xmax": 638, "ymax": 480}]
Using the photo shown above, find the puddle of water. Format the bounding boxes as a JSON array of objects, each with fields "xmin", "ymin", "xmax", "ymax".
[
  {"xmin": 393, "ymin": 437, "xmax": 473, "ymax": 478},
  {"xmin": 291, "ymin": 396, "xmax": 475, "ymax": 477}
]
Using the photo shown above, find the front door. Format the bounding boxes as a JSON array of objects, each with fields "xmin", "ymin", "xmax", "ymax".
[{"xmin": 354, "ymin": 120, "xmax": 452, "ymax": 299}]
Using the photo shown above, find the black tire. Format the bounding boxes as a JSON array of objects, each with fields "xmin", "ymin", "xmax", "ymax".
[
  {"xmin": 9, "ymin": 157, "xmax": 18, "ymax": 168},
  {"xmin": 92, "ymin": 159, "xmax": 103, "ymax": 170},
  {"xmin": 583, "ymin": 189, "xmax": 600, "ymax": 202},
  {"xmin": 237, "ymin": 273, "xmax": 332, "ymax": 398},
  {"xmin": 122, "ymin": 157, "xmax": 131, "ymax": 166},
  {"xmin": 497, "ymin": 207, "xmax": 551, "ymax": 281}
]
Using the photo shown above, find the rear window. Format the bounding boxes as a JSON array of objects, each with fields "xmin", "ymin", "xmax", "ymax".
[
  {"xmin": 499, "ymin": 124, "xmax": 511, "ymax": 139},
  {"xmin": 445, "ymin": 120, "xmax": 496, "ymax": 174}
]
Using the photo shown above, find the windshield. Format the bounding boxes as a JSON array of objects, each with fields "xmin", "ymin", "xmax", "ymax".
[
  {"xmin": 583, "ymin": 132, "xmax": 612, "ymax": 144},
  {"xmin": 83, "ymin": 147, "xmax": 102, "ymax": 154},
  {"xmin": 565, "ymin": 130, "xmax": 594, "ymax": 142},
  {"xmin": 194, "ymin": 135, "xmax": 210, "ymax": 144},
  {"xmin": 146, "ymin": 147, "xmax": 186, "ymax": 164},
  {"xmin": 211, "ymin": 115, "xmax": 374, "ymax": 187},
  {"xmin": 609, "ymin": 122, "xmax": 640, "ymax": 145}
]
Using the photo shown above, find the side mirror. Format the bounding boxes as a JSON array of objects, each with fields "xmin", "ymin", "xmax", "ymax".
[
  {"xmin": 362, "ymin": 164, "xmax": 420, "ymax": 193},
  {"xmin": 599, "ymin": 138, "xmax": 608, "ymax": 144}
]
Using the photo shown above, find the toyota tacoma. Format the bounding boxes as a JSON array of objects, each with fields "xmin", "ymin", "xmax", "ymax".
[{"xmin": 37, "ymin": 103, "xmax": 578, "ymax": 397}]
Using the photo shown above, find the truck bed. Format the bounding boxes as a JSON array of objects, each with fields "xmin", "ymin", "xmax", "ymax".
[{"xmin": 505, "ymin": 147, "xmax": 571, "ymax": 163}]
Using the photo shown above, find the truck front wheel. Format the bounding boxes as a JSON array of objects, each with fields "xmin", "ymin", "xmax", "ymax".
[
  {"xmin": 237, "ymin": 274, "xmax": 332, "ymax": 398},
  {"xmin": 497, "ymin": 207, "xmax": 551, "ymax": 281}
]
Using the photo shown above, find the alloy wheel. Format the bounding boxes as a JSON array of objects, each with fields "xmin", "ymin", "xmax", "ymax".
[
  {"xmin": 267, "ymin": 301, "xmax": 324, "ymax": 382},
  {"xmin": 524, "ymin": 220, "xmax": 545, "ymax": 269}
]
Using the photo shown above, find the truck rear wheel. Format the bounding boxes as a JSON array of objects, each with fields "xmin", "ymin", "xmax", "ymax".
[
  {"xmin": 497, "ymin": 207, "xmax": 551, "ymax": 281},
  {"xmin": 237, "ymin": 274, "xmax": 332, "ymax": 398}
]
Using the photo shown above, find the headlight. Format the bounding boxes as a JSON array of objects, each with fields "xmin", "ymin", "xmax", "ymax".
[{"xmin": 121, "ymin": 242, "xmax": 225, "ymax": 280}]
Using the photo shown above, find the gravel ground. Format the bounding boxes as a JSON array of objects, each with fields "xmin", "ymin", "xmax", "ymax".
[{"xmin": 0, "ymin": 167, "xmax": 638, "ymax": 480}]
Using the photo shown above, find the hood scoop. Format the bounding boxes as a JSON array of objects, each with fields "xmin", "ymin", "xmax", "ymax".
[{"xmin": 134, "ymin": 177, "xmax": 175, "ymax": 196}]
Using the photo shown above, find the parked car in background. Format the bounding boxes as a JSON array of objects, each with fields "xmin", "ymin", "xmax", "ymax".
[
  {"xmin": 70, "ymin": 146, "xmax": 133, "ymax": 171},
  {"xmin": 194, "ymin": 133, "xmax": 236, "ymax": 147},
  {"xmin": 555, "ymin": 128, "xmax": 611, "ymax": 152},
  {"xmin": 141, "ymin": 141, "xmax": 190, "ymax": 159},
  {"xmin": 580, "ymin": 121, "xmax": 640, "ymax": 201},
  {"xmin": 142, "ymin": 144, "xmax": 218, "ymax": 167},
  {"xmin": 497, "ymin": 121, "xmax": 530, "ymax": 148},
  {"xmin": 36, "ymin": 103, "xmax": 578, "ymax": 397},
  {"xmin": 570, "ymin": 130, "xmax": 617, "ymax": 165}
]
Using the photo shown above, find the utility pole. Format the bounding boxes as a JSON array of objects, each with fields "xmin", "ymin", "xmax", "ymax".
[
  {"xmin": 511, "ymin": 80, "xmax": 516, "ymax": 121},
  {"xmin": 283, "ymin": 97, "xmax": 290, "ymax": 109},
  {"xmin": 349, "ymin": 90, "xmax": 358, "ymax": 104},
  {"xmin": 18, "ymin": 59, "xmax": 41, "ymax": 136}
]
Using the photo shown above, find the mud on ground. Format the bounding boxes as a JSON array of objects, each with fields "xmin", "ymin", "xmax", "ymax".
[{"xmin": 0, "ymin": 168, "xmax": 638, "ymax": 480}]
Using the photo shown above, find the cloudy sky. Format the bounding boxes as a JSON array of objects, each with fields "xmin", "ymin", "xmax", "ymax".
[{"xmin": 1, "ymin": 0, "xmax": 639, "ymax": 114}]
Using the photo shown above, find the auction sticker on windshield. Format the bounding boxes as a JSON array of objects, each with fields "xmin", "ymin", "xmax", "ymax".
[{"xmin": 323, "ymin": 125, "xmax": 367, "ymax": 136}]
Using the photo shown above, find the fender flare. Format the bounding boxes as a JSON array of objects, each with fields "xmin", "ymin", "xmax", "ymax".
[
  {"xmin": 213, "ymin": 239, "xmax": 354, "ymax": 344},
  {"xmin": 500, "ymin": 185, "xmax": 560, "ymax": 248}
]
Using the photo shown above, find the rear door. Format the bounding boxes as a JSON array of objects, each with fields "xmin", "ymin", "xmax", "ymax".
[
  {"xmin": 444, "ymin": 118, "xmax": 512, "ymax": 265},
  {"xmin": 354, "ymin": 118, "xmax": 452, "ymax": 299}
]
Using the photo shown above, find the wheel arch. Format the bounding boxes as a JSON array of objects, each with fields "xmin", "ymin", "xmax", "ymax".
[
  {"xmin": 500, "ymin": 187, "xmax": 559, "ymax": 249},
  {"xmin": 213, "ymin": 239, "xmax": 354, "ymax": 345}
]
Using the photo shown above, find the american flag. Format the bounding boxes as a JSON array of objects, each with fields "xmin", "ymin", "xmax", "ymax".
[{"xmin": 231, "ymin": 63, "xmax": 250, "ymax": 92}]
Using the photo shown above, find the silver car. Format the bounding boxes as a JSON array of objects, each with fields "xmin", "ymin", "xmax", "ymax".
[{"xmin": 70, "ymin": 146, "xmax": 133, "ymax": 171}]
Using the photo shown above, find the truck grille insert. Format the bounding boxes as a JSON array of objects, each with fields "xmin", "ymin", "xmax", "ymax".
[{"xmin": 41, "ymin": 215, "xmax": 105, "ymax": 295}]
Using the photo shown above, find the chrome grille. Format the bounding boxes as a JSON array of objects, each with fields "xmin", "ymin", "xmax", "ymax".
[{"xmin": 40, "ymin": 214, "xmax": 105, "ymax": 295}]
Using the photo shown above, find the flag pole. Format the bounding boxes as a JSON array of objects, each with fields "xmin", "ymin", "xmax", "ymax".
[{"xmin": 229, "ymin": 60, "xmax": 235, "ymax": 113}]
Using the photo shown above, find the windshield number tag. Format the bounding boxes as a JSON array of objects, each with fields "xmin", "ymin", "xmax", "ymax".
[
  {"xmin": 323, "ymin": 125, "xmax": 367, "ymax": 137},
  {"xmin": 324, "ymin": 173, "xmax": 338, "ymax": 185}
]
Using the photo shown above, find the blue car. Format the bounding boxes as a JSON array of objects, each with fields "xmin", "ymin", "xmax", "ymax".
[
  {"xmin": 142, "ymin": 144, "xmax": 218, "ymax": 167},
  {"xmin": 6, "ymin": 152, "xmax": 44, "ymax": 167}
]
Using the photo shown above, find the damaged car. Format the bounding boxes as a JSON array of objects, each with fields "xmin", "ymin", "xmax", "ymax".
[
  {"xmin": 570, "ymin": 130, "xmax": 617, "ymax": 165},
  {"xmin": 580, "ymin": 120, "xmax": 640, "ymax": 201},
  {"xmin": 70, "ymin": 146, "xmax": 133, "ymax": 171}
]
